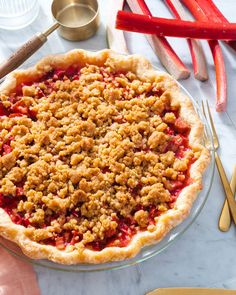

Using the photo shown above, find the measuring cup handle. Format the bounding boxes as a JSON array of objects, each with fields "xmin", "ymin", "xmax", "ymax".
[{"xmin": 0, "ymin": 33, "xmax": 47, "ymax": 79}]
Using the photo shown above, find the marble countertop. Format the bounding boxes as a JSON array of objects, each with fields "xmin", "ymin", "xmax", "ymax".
[{"xmin": 0, "ymin": 1, "xmax": 236, "ymax": 294}]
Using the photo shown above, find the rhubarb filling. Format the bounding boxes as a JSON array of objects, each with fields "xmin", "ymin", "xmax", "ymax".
[{"xmin": 0, "ymin": 62, "xmax": 198, "ymax": 251}]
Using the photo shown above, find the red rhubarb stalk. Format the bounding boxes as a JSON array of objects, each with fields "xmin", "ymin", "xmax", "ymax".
[
  {"xmin": 209, "ymin": 40, "xmax": 227, "ymax": 112},
  {"xmin": 165, "ymin": 0, "xmax": 208, "ymax": 81},
  {"xmin": 194, "ymin": 0, "xmax": 236, "ymax": 52},
  {"xmin": 195, "ymin": 0, "xmax": 226, "ymax": 21},
  {"xmin": 126, "ymin": 0, "xmax": 190, "ymax": 80},
  {"xmin": 116, "ymin": 11, "xmax": 236, "ymax": 40},
  {"xmin": 180, "ymin": 0, "xmax": 227, "ymax": 111},
  {"xmin": 107, "ymin": 0, "xmax": 128, "ymax": 54}
]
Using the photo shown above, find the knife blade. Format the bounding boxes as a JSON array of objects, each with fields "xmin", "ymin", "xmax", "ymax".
[{"xmin": 147, "ymin": 288, "xmax": 236, "ymax": 295}]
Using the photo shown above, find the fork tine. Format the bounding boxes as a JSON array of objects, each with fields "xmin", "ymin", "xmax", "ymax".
[
  {"xmin": 201, "ymin": 100, "xmax": 207, "ymax": 119},
  {"xmin": 201, "ymin": 100, "xmax": 211, "ymax": 148},
  {"xmin": 196, "ymin": 101, "xmax": 207, "ymax": 140},
  {"xmin": 206, "ymin": 100, "xmax": 219, "ymax": 148}
]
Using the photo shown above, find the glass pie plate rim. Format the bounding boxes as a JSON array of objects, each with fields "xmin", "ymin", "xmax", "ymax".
[{"xmin": 0, "ymin": 52, "xmax": 215, "ymax": 272}]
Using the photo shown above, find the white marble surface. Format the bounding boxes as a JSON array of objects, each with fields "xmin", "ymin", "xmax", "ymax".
[{"xmin": 1, "ymin": 1, "xmax": 236, "ymax": 294}]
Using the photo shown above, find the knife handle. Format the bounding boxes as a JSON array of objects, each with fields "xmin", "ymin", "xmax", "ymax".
[
  {"xmin": 147, "ymin": 288, "xmax": 236, "ymax": 295},
  {"xmin": 215, "ymin": 152, "xmax": 236, "ymax": 225},
  {"xmin": 219, "ymin": 165, "xmax": 236, "ymax": 231}
]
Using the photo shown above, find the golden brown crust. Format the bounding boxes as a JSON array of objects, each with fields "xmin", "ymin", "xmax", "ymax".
[{"xmin": 0, "ymin": 49, "xmax": 210, "ymax": 264}]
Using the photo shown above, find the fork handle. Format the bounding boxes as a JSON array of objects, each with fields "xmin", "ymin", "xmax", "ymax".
[
  {"xmin": 215, "ymin": 152, "xmax": 236, "ymax": 225},
  {"xmin": 218, "ymin": 165, "xmax": 236, "ymax": 231}
]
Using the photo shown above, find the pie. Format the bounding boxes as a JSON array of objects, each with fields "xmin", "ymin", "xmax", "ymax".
[{"xmin": 0, "ymin": 49, "xmax": 210, "ymax": 264}]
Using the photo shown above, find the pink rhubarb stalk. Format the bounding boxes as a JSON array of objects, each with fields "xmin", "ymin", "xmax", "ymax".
[
  {"xmin": 126, "ymin": 0, "xmax": 190, "ymax": 80},
  {"xmin": 181, "ymin": 0, "xmax": 227, "ymax": 111},
  {"xmin": 107, "ymin": 0, "xmax": 128, "ymax": 54},
  {"xmin": 165, "ymin": 0, "xmax": 208, "ymax": 81}
]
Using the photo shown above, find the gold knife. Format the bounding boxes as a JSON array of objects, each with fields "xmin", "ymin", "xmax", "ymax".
[
  {"xmin": 147, "ymin": 288, "xmax": 236, "ymax": 295},
  {"xmin": 219, "ymin": 165, "xmax": 236, "ymax": 232}
]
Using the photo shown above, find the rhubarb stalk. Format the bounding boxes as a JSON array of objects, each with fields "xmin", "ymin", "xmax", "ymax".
[
  {"xmin": 107, "ymin": 0, "xmax": 128, "ymax": 54},
  {"xmin": 180, "ymin": 0, "xmax": 227, "ymax": 111},
  {"xmin": 194, "ymin": 0, "xmax": 236, "ymax": 52},
  {"xmin": 126, "ymin": 0, "xmax": 190, "ymax": 80},
  {"xmin": 116, "ymin": 11, "xmax": 236, "ymax": 40},
  {"xmin": 165, "ymin": 0, "xmax": 208, "ymax": 81}
]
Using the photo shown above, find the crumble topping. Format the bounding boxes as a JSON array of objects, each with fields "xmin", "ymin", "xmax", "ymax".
[{"xmin": 0, "ymin": 59, "xmax": 197, "ymax": 251}]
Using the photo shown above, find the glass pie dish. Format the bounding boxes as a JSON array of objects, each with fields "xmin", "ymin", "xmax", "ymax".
[{"xmin": 0, "ymin": 55, "xmax": 215, "ymax": 272}]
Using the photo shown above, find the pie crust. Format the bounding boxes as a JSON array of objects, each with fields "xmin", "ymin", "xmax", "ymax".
[{"xmin": 0, "ymin": 49, "xmax": 210, "ymax": 264}]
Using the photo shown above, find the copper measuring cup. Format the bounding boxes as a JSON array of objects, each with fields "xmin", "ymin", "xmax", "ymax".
[{"xmin": 0, "ymin": 0, "xmax": 99, "ymax": 79}]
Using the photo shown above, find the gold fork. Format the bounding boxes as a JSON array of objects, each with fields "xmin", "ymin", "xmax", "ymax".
[{"xmin": 201, "ymin": 100, "xmax": 236, "ymax": 227}]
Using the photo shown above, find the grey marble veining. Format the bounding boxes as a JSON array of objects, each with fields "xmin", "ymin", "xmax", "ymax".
[{"xmin": 0, "ymin": 1, "xmax": 236, "ymax": 294}]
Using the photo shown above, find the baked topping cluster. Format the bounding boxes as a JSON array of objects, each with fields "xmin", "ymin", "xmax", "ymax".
[{"xmin": 0, "ymin": 59, "xmax": 197, "ymax": 251}]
